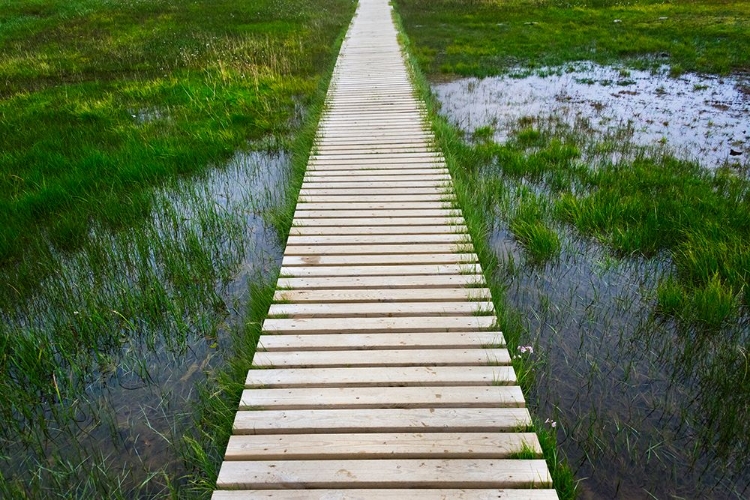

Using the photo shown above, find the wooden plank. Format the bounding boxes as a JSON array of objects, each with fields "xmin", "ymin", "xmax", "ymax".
[
  {"xmin": 305, "ymin": 168, "xmax": 448, "ymax": 176},
  {"xmin": 293, "ymin": 210, "xmax": 459, "ymax": 219},
  {"xmin": 289, "ymin": 225, "xmax": 467, "ymax": 236},
  {"xmin": 213, "ymin": 489, "xmax": 559, "ymax": 500},
  {"xmin": 298, "ymin": 194, "xmax": 450, "ymax": 203},
  {"xmin": 292, "ymin": 216, "xmax": 465, "ymax": 227},
  {"xmin": 232, "ymin": 408, "xmax": 532, "ymax": 435},
  {"xmin": 246, "ymin": 366, "xmax": 514, "ymax": 388},
  {"xmin": 252, "ymin": 349, "xmax": 510, "ymax": 368},
  {"xmin": 273, "ymin": 288, "xmax": 491, "ymax": 303},
  {"xmin": 224, "ymin": 432, "xmax": 541, "ymax": 460},
  {"xmin": 282, "ymin": 244, "xmax": 471, "ymax": 256},
  {"xmin": 256, "ymin": 332, "xmax": 506, "ymax": 352},
  {"xmin": 261, "ymin": 316, "xmax": 496, "ymax": 334},
  {"xmin": 276, "ymin": 275, "xmax": 485, "ymax": 290},
  {"xmin": 299, "ymin": 187, "xmax": 449, "ymax": 196},
  {"xmin": 279, "ymin": 264, "xmax": 480, "ymax": 278},
  {"xmin": 267, "ymin": 300, "xmax": 492, "ymax": 317},
  {"xmin": 285, "ymin": 234, "xmax": 465, "ymax": 246},
  {"xmin": 294, "ymin": 202, "xmax": 454, "ymax": 211},
  {"xmin": 216, "ymin": 459, "xmax": 551, "ymax": 489},
  {"xmin": 281, "ymin": 254, "xmax": 477, "ymax": 267},
  {"xmin": 239, "ymin": 386, "xmax": 526, "ymax": 410}
]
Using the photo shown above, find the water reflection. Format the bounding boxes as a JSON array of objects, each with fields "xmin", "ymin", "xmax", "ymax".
[
  {"xmin": 434, "ymin": 66, "xmax": 750, "ymax": 498},
  {"xmin": 434, "ymin": 62, "xmax": 749, "ymax": 171},
  {"xmin": 0, "ymin": 150, "xmax": 289, "ymax": 495}
]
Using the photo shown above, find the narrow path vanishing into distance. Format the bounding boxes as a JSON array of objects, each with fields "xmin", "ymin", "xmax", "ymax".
[{"xmin": 213, "ymin": 0, "xmax": 557, "ymax": 497}]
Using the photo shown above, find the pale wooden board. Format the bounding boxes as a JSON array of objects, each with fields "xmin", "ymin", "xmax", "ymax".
[
  {"xmin": 278, "ymin": 264, "xmax": 481, "ymax": 278},
  {"xmin": 256, "ymin": 332, "xmax": 506, "ymax": 352},
  {"xmin": 273, "ymin": 287, "xmax": 491, "ymax": 303},
  {"xmin": 267, "ymin": 300, "xmax": 492, "ymax": 317},
  {"xmin": 306, "ymin": 160, "xmax": 444, "ymax": 168},
  {"xmin": 294, "ymin": 202, "xmax": 454, "ymax": 211},
  {"xmin": 285, "ymin": 234, "xmax": 465, "ymax": 246},
  {"xmin": 261, "ymin": 316, "xmax": 496, "ymax": 334},
  {"xmin": 310, "ymin": 153, "xmax": 441, "ymax": 161},
  {"xmin": 224, "ymin": 432, "xmax": 541, "ymax": 460},
  {"xmin": 289, "ymin": 225, "xmax": 467, "ymax": 236},
  {"xmin": 299, "ymin": 186, "xmax": 449, "ymax": 195},
  {"xmin": 293, "ymin": 210, "xmax": 460, "ymax": 219},
  {"xmin": 239, "ymin": 386, "xmax": 526, "ymax": 410},
  {"xmin": 246, "ymin": 366, "xmax": 514, "ymax": 388},
  {"xmin": 298, "ymin": 194, "xmax": 450, "ymax": 203},
  {"xmin": 216, "ymin": 459, "xmax": 551, "ymax": 489},
  {"xmin": 276, "ymin": 274, "xmax": 485, "ymax": 290},
  {"xmin": 304, "ymin": 173, "xmax": 449, "ymax": 181},
  {"xmin": 232, "ymin": 407, "xmax": 532, "ymax": 435},
  {"xmin": 292, "ymin": 217, "xmax": 465, "ymax": 227},
  {"xmin": 213, "ymin": 489, "xmax": 559, "ymax": 500},
  {"xmin": 252, "ymin": 349, "xmax": 510, "ymax": 369},
  {"xmin": 281, "ymin": 254, "xmax": 477, "ymax": 267},
  {"xmin": 282, "ymin": 244, "xmax": 471, "ymax": 256}
]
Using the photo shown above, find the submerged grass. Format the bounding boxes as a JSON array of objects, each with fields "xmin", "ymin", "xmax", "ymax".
[
  {"xmin": 1, "ymin": 0, "xmax": 354, "ymax": 496},
  {"xmin": 394, "ymin": 10, "xmax": 577, "ymax": 500},
  {"xmin": 396, "ymin": 0, "xmax": 750, "ymax": 77}
]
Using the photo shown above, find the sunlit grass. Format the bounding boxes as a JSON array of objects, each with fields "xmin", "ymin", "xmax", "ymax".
[{"xmin": 395, "ymin": 0, "xmax": 749, "ymax": 78}]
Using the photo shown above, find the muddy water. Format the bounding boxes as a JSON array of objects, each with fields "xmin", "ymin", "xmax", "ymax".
[
  {"xmin": 0, "ymin": 151, "xmax": 289, "ymax": 494},
  {"xmin": 435, "ymin": 63, "xmax": 749, "ymax": 171},
  {"xmin": 434, "ymin": 68, "xmax": 750, "ymax": 498}
]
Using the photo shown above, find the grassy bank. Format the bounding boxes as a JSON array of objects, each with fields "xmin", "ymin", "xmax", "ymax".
[
  {"xmin": 396, "ymin": 0, "xmax": 749, "ymax": 77},
  {"xmin": 0, "ymin": 0, "xmax": 354, "ymax": 496},
  {"xmin": 0, "ymin": 0, "xmax": 353, "ymax": 304}
]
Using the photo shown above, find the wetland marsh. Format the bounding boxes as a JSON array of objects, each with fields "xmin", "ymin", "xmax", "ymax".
[
  {"xmin": 0, "ymin": 0, "xmax": 354, "ymax": 495},
  {"xmin": 396, "ymin": 0, "xmax": 750, "ymax": 497}
]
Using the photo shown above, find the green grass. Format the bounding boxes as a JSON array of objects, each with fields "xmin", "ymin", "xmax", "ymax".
[
  {"xmin": 0, "ymin": 0, "xmax": 355, "ymax": 496},
  {"xmin": 394, "ymin": 12, "xmax": 578, "ymax": 500},
  {"xmin": 0, "ymin": 0, "xmax": 354, "ymax": 303},
  {"xmin": 396, "ymin": 0, "xmax": 750, "ymax": 77}
]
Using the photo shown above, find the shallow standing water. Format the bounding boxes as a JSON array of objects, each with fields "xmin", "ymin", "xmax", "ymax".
[
  {"xmin": 435, "ymin": 63, "xmax": 750, "ymax": 171},
  {"xmin": 0, "ymin": 150, "xmax": 289, "ymax": 495},
  {"xmin": 434, "ymin": 65, "xmax": 750, "ymax": 499}
]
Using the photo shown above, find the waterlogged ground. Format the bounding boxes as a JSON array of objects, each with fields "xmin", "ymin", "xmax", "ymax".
[
  {"xmin": 434, "ymin": 68, "xmax": 750, "ymax": 498},
  {"xmin": 0, "ymin": 151, "xmax": 289, "ymax": 495},
  {"xmin": 435, "ymin": 63, "xmax": 750, "ymax": 171}
]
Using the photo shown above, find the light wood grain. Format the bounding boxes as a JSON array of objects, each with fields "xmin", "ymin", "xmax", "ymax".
[
  {"xmin": 277, "ymin": 274, "xmax": 485, "ymax": 290},
  {"xmin": 267, "ymin": 300, "xmax": 492, "ymax": 317},
  {"xmin": 252, "ymin": 348, "xmax": 510, "ymax": 368},
  {"xmin": 224, "ymin": 432, "xmax": 541, "ymax": 460},
  {"xmin": 232, "ymin": 408, "xmax": 532, "ymax": 435},
  {"xmin": 216, "ymin": 459, "xmax": 551, "ymax": 489},
  {"xmin": 246, "ymin": 366, "xmax": 514, "ymax": 388},
  {"xmin": 213, "ymin": 489, "xmax": 559, "ymax": 500},
  {"xmin": 256, "ymin": 332, "xmax": 506, "ymax": 352}
]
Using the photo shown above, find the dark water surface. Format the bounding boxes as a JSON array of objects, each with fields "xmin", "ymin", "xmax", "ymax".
[{"xmin": 0, "ymin": 151, "xmax": 289, "ymax": 494}]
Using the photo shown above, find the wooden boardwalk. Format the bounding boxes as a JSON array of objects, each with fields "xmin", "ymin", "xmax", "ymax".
[{"xmin": 214, "ymin": 0, "xmax": 557, "ymax": 498}]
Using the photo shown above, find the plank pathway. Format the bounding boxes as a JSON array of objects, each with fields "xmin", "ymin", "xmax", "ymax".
[{"xmin": 214, "ymin": 0, "xmax": 557, "ymax": 498}]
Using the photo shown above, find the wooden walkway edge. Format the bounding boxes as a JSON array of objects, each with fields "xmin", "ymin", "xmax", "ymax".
[{"xmin": 214, "ymin": 0, "xmax": 558, "ymax": 497}]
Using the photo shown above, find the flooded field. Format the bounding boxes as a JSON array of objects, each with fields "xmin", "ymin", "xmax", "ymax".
[
  {"xmin": 0, "ymin": 151, "xmax": 289, "ymax": 495},
  {"xmin": 434, "ymin": 66, "xmax": 750, "ymax": 498},
  {"xmin": 435, "ymin": 63, "xmax": 749, "ymax": 171}
]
